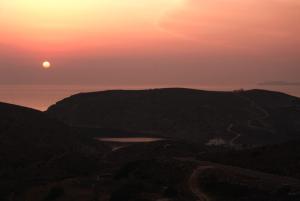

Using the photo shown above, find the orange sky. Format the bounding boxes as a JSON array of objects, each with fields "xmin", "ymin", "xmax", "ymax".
[
  {"xmin": 1, "ymin": 0, "xmax": 184, "ymax": 54},
  {"xmin": 0, "ymin": 0, "xmax": 299, "ymax": 86}
]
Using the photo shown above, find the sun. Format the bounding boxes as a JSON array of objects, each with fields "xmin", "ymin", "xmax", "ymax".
[{"xmin": 42, "ymin": 61, "xmax": 51, "ymax": 69}]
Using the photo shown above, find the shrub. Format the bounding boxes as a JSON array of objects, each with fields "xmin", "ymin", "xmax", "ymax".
[{"xmin": 44, "ymin": 186, "xmax": 64, "ymax": 201}]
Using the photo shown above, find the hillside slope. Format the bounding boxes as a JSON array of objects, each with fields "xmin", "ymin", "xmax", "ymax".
[
  {"xmin": 47, "ymin": 88, "xmax": 300, "ymax": 146},
  {"xmin": 0, "ymin": 102, "xmax": 107, "ymax": 199},
  {"xmin": 200, "ymin": 139, "xmax": 300, "ymax": 179}
]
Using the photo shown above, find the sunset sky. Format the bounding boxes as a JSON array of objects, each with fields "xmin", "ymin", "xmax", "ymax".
[{"xmin": 0, "ymin": 0, "xmax": 299, "ymax": 86}]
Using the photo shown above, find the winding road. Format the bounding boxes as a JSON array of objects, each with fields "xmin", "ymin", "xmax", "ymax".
[
  {"xmin": 227, "ymin": 93, "xmax": 273, "ymax": 146},
  {"xmin": 189, "ymin": 165, "xmax": 212, "ymax": 201},
  {"xmin": 238, "ymin": 94, "xmax": 271, "ymax": 131},
  {"xmin": 227, "ymin": 123, "xmax": 241, "ymax": 146},
  {"xmin": 174, "ymin": 157, "xmax": 212, "ymax": 201},
  {"xmin": 175, "ymin": 157, "xmax": 300, "ymax": 201}
]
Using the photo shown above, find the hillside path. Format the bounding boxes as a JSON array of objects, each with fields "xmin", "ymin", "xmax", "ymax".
[
  {"xmin": 189, "ymin": 165, "xmax": 212, "ymax": 201},
  {"xmin": 227, "ymin": 123, "xmax": 241, "ymax": 146},
  {"xmin": 174, "ymin": 157, "xmax": 211, "ymax": 201},
  {"xmin": 174, "ymin": 157, "xmax": 300, "ymax": 200}
]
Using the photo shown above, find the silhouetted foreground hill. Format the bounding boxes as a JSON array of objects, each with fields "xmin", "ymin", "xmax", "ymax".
[
  {"xmin": 200, "ymin": 139, "xmax": 300, "ymax": 179},
  {"xmin": 0, "ymin": 102, "xmax": 107, "ymax": 199},
  {"xmin": 1, "ymin": 100, "xmax": 300, "ymax": 201},
  {"xmin": 47, "ymin": 88, "xmax": 300, "ymax": 146}
]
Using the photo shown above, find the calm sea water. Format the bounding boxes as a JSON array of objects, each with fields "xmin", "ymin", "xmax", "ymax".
[{"xmin": 0, "ymin": 84, "xmax": 299, "ymax": 111}]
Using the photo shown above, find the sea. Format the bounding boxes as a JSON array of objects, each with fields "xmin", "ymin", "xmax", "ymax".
[{"xmin": 0, "ymin": 84, "xmax": 299, "ymax": 111}]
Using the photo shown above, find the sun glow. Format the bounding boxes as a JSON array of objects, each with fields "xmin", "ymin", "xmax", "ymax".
[{"xmin": 1, "ymin": 0, "xmax": 298, "ymax": 59}]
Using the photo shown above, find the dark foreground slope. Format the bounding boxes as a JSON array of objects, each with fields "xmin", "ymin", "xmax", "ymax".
[
  {"xmin": 2, "ymin": 101, "xmax": 300, "ymax": 201},
  {"xmin": 11, "ymin": 138, "xmax": 300, "ymax": 201},
  {"xmin": 200, "ymin": 139, "xmax": 300, "ymax": 179},
  {"xmin": 47, "ymin": 88, "xmax": 300, "ymax": 146},
  {"xmin": 0, "ymin": 102, "xmax": 107, "ymax": 200}
]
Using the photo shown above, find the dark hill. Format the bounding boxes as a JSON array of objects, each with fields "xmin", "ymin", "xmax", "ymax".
[
  {"xmin": 46, "ymin": 88, "xmax": 300, "ymax": 146},
  {"xmin": 200, "ymin": 139, "xmax": 300, "ymax": 179},
  {"xmin": 0, "ymin": 102, "xmax": 107, "ymax": 199},
  {"xmin": 0, "ymin": 102, "xmax": 74, "ymax": 166}
]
